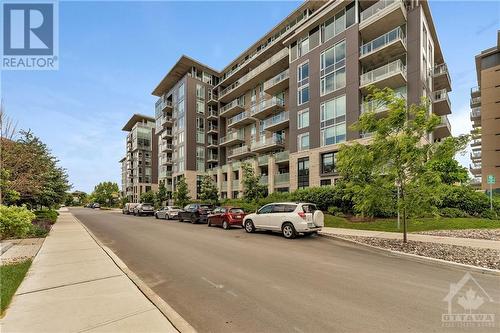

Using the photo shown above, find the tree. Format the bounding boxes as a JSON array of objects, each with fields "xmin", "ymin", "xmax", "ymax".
[
  {"xmin": 199, "ymin": 175, "xmax": 219, "ymax": 205},
  {"xmin": 140, "ymin": 190, "xmax": 156, "ymax": 204},
  {"xmin": 173, "ymin": 176, "xmax": 190, "ymax": 208},
  {"xmin": 242, "ymin": 163, "xmax": 266, "ymax": 201},
  {"xmin": 92, "ymin": 182, "xmax": 119, "ymax": 206},
  {"xmin": 156, "ymin": 181, "xmax": 167, "ymax": 207},
  {"xmin": 337, "ymin": 87, "xmax": 468, "ymax": 242}
]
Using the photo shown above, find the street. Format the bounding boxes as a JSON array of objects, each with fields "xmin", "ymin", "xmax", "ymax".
[{"xmin": 71, "ymin": 208, "xmax": 500, "ymax": 333}]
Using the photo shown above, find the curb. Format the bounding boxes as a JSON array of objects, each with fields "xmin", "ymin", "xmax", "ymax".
[
  {"xmin": 319, "ymin": 233, "xmax": 500, "ymax": 276},
  {"xmin": 70, "ymin": 212, "xmax": 197, "ymax": 333}
]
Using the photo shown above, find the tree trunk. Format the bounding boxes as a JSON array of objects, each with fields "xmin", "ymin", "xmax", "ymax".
[{"xmin": 400, "ymin": 185, "xmax": 407, "ymax": 243}]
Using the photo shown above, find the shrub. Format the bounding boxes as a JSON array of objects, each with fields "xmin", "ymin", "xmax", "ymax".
[
  {"xmin": 439, "ymin": 207, "xmax": 468, "ymax": 218},
  {"xmin": 327, "ymin": 206, "xmax": 341, "ymax": 215},
  {"xmin": 33, "ymin": 209, "xmax": 58, "ymax": 224},
  {"xmin": 438, "ymin": 185, "xmax": 490, "ymax": 216},
  {"xmin": 291, "ymin": 185, "xmax": 348, "ymax": 211},
  {"xmin": 0, "ymin": 206, "xmax": 36, "ymax": 239},
  {"xmin": 220, "ymin": 199, "xmax": 259, "ymax": 213},
  {"xmin": 480, "ymin": 209, "xmax": 499, "ymax": 220},
  {"xmin": 29, "ymin": 224, "xmax": 49, "ymax": 238}
]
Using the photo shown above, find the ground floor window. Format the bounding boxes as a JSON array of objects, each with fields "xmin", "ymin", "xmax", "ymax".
[
  {"xmin": 297, "ymin": 157, "xmax": 309, "ymax": 189},
  {"xmin": 320, "ymin": 179, "xmax": 332, "ymax": 186}
]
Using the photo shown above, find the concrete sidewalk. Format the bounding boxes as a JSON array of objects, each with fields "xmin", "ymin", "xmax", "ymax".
[
  {"xmin": 1, "ymin": 210, "xmax": 177, "ymax": 333},
  {"xmin": 320, "ymin": 227, "xmax": 500, "ymax": 250}
]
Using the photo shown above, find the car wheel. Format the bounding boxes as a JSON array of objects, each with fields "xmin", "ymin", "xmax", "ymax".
[
  {"xmin": 282, "ymin": 223, "xmax": 297, "ymax": 239},
  {"xmin": 190, "ymin": 216, "xmax": 197, "ymax": 224},
  {"xmin": 222, "ymin": 221, "xmax": 230, "ymax": 230},
  {"xmin": 166, "ymin": 214, "xmax": 170, "ymax": 220},
  {"xmin": 155, "ymin": 213, "xmax": 158, "ymax": 219},
  {"xmin": 244, "ymin": 220, "xmax": 255, "ymax": 233}
]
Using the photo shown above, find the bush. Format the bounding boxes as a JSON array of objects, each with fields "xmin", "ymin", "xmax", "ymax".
[
  {"xmin": 0, "ymin": 206, "xmax": 36, "ymax": 239},
  {"xmin": 439, "ymin": 207, "xmax": 468, "ymax": 218},
  {"xmin": 438, "ymin": 185, "xmax": 490, "ymax": 216},
  {"xmin": 220, "ymin": 199, "xmax": 259, "ymax": 213},
  {"xmin": 327, "ymin": 206, "xmax": 341, "ymax": 215},
  {"xmin": 291, "ymin": 185, "xmax": 349, "ymax": 211},
  {"xmin": 29, "ymin": 224, "xmax": 49, "ymax": 238},
  {"xmin": 480, "ymin": 209, "xmax": 499, "ymax": 220},
  {"xmin": 33, "ymin": 209, "xmax": 58, "ymax": 224}
]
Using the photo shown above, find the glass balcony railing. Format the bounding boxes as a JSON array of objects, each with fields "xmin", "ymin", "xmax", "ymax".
[
  {"xmin": 360, "ymin": 26, "xmax": 406, "ymax": 56},
  {"xmin": 263, "ymin": 111, "xmax": 289, "ymax": 130},
  {"xmin": 274, "ymin": 173, "xmax": 290, "ymax": 185},
  {"xmin": 432, "ymin": 89, "xmax": 450, "ymax": 104},
  {"xmin": 220, "ymin": 130, "xmax": 244, "ymax": 145},
  {"xmin": 207, "ymin": 153, "xmax": 218, "ymax": 161},
  {"xmin": 258, "ymin": 155, "xmax": 269, "ymax": 165},
  {"xmin": 228, "ymin": 145, "xmax": 251, "ymax": 157},
  {"xmin": 470, "ymin": 107, "xmax": 481, "ymax": 119},
  {"xmin": 360, "ymin": 0, "xmax": 402, "ymax": 23},
  {"xmin": 274, "ymin": 151, "xmax": 289, "ymax": 163},
  {"xmin": 228, "ymin": 111, "xmax": 252, "ymax": 126},
  {"xmin": 232, "ymin": 180, "xmax": 240, "ymax": 190},
  {"xmin": 232, "ymin": 161, "xmax": 241, "ymax": 169},
  {"xmin": 470, "ymin": 96, "xmax": 481, "ymax": 107},
  {"xmin": 220, "ymin": 48, "xmax": 289, "ymax": 99},
  {"xmin": 251, "ymin": 97, "xmax": 285, "ymax": 117},
  {"xmin": 263, "ymin": 69, "xmax": 289, "ymax": 91},
  {"xmin": 360, "ymin": 59, "xmax": 406, "ymax": 87},
  {"xmin": 471, "ymin": 86, "xmax": 480, "ymax": 95},
  {"xmin": 220, "ymin": 99, "xmax": 245, "ymax": 115},
  {"xmin": 251, "ymin": 136, "xmax": 284, "ymax": 150},
  {"xmin": 259, "ymin": 175, "xmax": 268, "ymax": 185},
  {"xmin": 438, "ymin": 115, "xmax": 450, "ymax": 130},
  {"xmin": 431, "ymin": 63, "xmax": 449, "ymax": 77},
  {"xmin": 208, "ymin": 125, "xmax": 218, "ymax": 132}
]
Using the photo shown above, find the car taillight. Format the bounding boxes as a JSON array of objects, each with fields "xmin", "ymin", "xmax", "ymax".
[{"xmin": 297, "ymin": 212, "xmax": 306, "ymax": 219}]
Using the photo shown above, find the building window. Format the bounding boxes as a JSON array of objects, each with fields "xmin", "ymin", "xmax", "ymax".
[
  {"xmin": 297, "ymin": 157, "xmax": 309, "ymax": 189},
  {"xmin": 320, "ymin": 179, "xmax": 332, "ymax": 186},
  {"xmin": 298, "ymin": 109, "xmax": 309, "ymax": 129},
  {"xmin": 297, "ymin": 132, "xmax": 309, "ymax": 151},
  {"xmin": 297, "ymin": 61, "xmax": 309, "ymax": 106},
  {"xmin": 178, "ymin": 83, "xmax": 185, "ymax": 101},
  {"xmin": 320, "ymin": 95, "xmax": 346, "ymax": 146},
  {"xmin": 196, "ymin": 84, "xmax": 205, "ymax": 99},
  {"xmin": 298, "ymin": 36, "xmax": 309, "ymax": 56},
  {"xmin": 320, "ymin": 2, "xmax": 355, "ymax": 43},
  {"xmin": 196, "ymin": 100, "xmax": 205, "ymax": 114},
  {"xmin": 321, "ymin": 152, "xmax": 337, "ymax": 174},
  {"xmin": 196, "ymin": 147, "xmax": 205, "ymax": 172},
  {"xmin": 320, "ymin": 40, "xmax": 346, "ymax": 96}
]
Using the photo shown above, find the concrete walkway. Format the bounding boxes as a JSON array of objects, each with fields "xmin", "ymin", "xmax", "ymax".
[
  {"xmin": 320, "ymin": 227, "xmax": 500, "ymax": 250},
  {"xmin": 1, "ymin": 210, "xmax": 177, "ymax": 333}
]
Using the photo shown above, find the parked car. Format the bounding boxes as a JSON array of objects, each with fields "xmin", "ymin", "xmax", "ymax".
[
  {"xmin": 155, "ymin": 206, "xmax": 181, "ymax": 220},
  {"xmin": 243, "ymin": 202, "xmax": 324, "ymax": 239},
  {"xmin": 85, "ymin": 203, "xmax": 93, "ymax": 208},
  {"xmin": 133, "ymin": 203, "xmax": 155, "ymax": 216},
  {"xmin": 208, "ymin": 207, "xmax": 246, "ymax": 229},
  {"xmin": 91, "ymin": 203, "xmax": 100, "ymax": 209},
  {"xmin": 178, "ymin": 204, "xmax": 214, "ymax": 224},
  {"xmin": 123, "ymin": 203, "xmax": 139, "ymax": 215}
]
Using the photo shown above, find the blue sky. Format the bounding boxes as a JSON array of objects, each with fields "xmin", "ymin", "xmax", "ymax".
[{"xmin": 2, "ymin": 1, "xmax": 499, "ymax": 193}]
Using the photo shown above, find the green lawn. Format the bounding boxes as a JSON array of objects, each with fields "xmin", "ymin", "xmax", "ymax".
[
  {"xmin": 1, "ymin": 260, "xmax": 32, "ymax": 314},
  {"xmin": 324, "ymin": 215, "xmax": 500, "ymax": 233}
]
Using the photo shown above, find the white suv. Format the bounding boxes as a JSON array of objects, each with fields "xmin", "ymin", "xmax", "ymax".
[{"xmin": 243, "ymin": 202, "xmax": 324, "ymax": 239}]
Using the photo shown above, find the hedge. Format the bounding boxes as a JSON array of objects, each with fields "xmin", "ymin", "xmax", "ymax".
[{"xmin": 0, "ymin": 206, "xmax": 36, "ymax": 239}]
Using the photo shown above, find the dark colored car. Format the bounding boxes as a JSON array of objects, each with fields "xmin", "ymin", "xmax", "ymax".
[
  {"xmin": 133, "ymin": 203, "xmax": 155, "ymax": 216},
  {"xmin": 178, "ymin": 204, "xmax": 214, "ymax": 224},
  {"xmin": 208, "ymin": 207, "xmax": 246, "ymax": 230}
]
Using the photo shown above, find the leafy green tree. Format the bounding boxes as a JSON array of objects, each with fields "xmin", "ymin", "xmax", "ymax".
[
  {"xmin": 156, "ymin": 182, "xmax": 167, "ymax": 207},
  {"xmin": 199, "ymin": 175, "xmax": 219, "ymax": 205},
  {"xmin": 92, "ymin": 182, "xmax": 119, "ymax": 206},
  {"xmin": 140, "ymin": 190, "xmax": 156, "ymax": 204},
  {"xmin": 337, "ymin": 87, "xmax": 467, "ymax": 242},
  {"xmin": 0, "ymin": 169, "xmax": 20, "ymax": 205},
  {"xmin": 173, "ymin": 176, "xmax": 190, "ymax": 208},
  {"xmin": 426, "ymin": 136, "xmax": 469, "ymax": 185},
  {"xmin": 242, "ymin": 163, "xmax": 266, "ymax": 202}
]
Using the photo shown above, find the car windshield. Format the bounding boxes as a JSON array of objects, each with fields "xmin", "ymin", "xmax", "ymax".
[{"xmin": 229, "ymin": 208, "xmax": 244, "ymax": 214}]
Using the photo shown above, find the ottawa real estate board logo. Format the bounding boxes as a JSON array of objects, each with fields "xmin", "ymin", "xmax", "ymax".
[{"xmin": 2, "ymin": 0, "xmax": 58, "ymax": 70}]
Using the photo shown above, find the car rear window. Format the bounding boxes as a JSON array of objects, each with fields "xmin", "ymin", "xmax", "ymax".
[
  {"xmin": 142, "ymin": 204, "xmax": 153, "ymax": 208},
  {"xmin": 229, "ymin": 208, "xmax": 244, "ymax": 214},
  {"xmin": 302, "ymin": 204, "xmax": 317, "ymax": 213}
]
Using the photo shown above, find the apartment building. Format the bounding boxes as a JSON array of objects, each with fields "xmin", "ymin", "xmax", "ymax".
[
  {"xmin": 469, "ymin": 31, "xmax": 500, "ymax": 191},
  {"xmin": 152, "ymin": 0, "xmax": 452, "ymax": 199},
  {"xmin": 120, "ymin": 114, "xmax": 158, "ymax": 202}
]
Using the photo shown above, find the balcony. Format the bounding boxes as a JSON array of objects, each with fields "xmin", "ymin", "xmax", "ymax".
[
  {"xmin": 274, "ymin": 173, "xmax": 290, "ymax": 187},
  {"xmin": 161, "ymin": 115, "xmax": 173, "ymax": 126},
  {"xmin": 263, "ymin": 112, "xmax": 289, "ymax": 132},
  {"xmin": 264, "ymin": 69, "xmax": 290, "ymax": 96},
  {"xmin": 232, "ymin": 180, "xmax": 240, "ymax": 190},
  {"xmin": 360, "ymin": 59, "xmax": 407, "ymax": 93},
  {"xmin": 470, "ymin": 151, "xmax": 482, "ymax": 161},
  {"xmin": 220, "ymin": 99, "xmax": 245, "ymax": 118},
  {"xmin": 431, "ymin": 89, "xmax": 451, "ymax": 116},
  {"xmin": 219, "ymin": 48, "xmax": 289, "ymax": 103},
  {"xmin": 470, "ymin": 178, "xmax": 481, "ymax": 189},
  {"xmin": 274, "ymin": 151, "xmax": 289, "ymax": 164},
  {"xmin": 259, "ymin": 175, "xmax": 268, "ymax": 185},
  {"xmin": 161, "ymin": 129, "xmax": 173, "ymax": 139},
  {"xmin": 470, "ymin": 107, "xmax": 481, "ymax": 121},
  {"xmin": 228, "ymin": 145, "xmax": 255, "ymax": 159},
  {"xmin": 160, "ymin": 143, "xmax": 173, "ymax": 152},
  {"xmin": 251, "ymin": 136, "xmax": 285, "ymax": 153},
  {"xmin": 207, "ymin": 138, "xmax": 218, "ymax": 149},
  {"xmin": 469, "ymin": 163, "xmax": 482, "ymax": 176},
  {"xmin": 207, "ymin": 109, "xmax": 218, "ymax": 120},
  {"xmin": 470, "ymin": 96, "xmax": 481, "ymax": 108},
  {"xmin": 359, "ymin": 26, "xmax": 406, "ymax": 68},
  {"xmin": 250, "ymin": 97, "xmax": 285, "ymax": 120},
  {"xmin": 221, "ymin": 181, "xmax": 228, "ymax": 189},
  {"xmin": 434, "ymin": 116, "xmax": 451, "ymax": 140},
  {"xmin": 207, "ymin": 91, "xmax": 218, "ymax": 106},
  {"xmin": 207, "ymin": 125, "xmax": 218, "ymax": 134},
  {"xmin": 359, "ymin": 0, "xmax": 407, "ymax": 41},
  {"xmin": 471, "ymin": 86, "xmax": 481, "ymax": 97},
  {"xmin": 471, "ymin": 139, "xmax": 481, "ymax": 148},
  {"xmin": 220, "ymin": 129, "xmax": 245, "ymax": 147},
  {"xmin": 228, "ymin": 111, "xmax": 254, "ymax": 129},
  {"xmin": 431, "ymin": 63, "xmax": 451, "ymax": 92},
  {"xmin": 207, "ymin": 153, "xmax": 218, "ymax": 163},
  {"xmin": 258, "ymin": 154, "xmax": 269, "ymax": 166}
]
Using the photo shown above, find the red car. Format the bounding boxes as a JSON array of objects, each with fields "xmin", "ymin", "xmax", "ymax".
[{"xmin": 207, "ymin": 207, "xmax": 246, "ymax": 230}]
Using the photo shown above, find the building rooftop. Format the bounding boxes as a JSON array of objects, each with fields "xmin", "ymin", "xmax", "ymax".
[{"xmin": 122, "ymin": 113, "xmax": 155, "ymax": 131}]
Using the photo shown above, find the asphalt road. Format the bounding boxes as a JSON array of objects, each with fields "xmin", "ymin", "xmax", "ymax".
[{"xmin": 71, "ymin": 208, "xmax": 500, "ymax": 333}]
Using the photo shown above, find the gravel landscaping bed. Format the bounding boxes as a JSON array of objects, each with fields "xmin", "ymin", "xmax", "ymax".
[
  {"xmin": 333, "ymin": 235, "xmax": 500, "ymax": 270},
  {"xmin": 414, "ymin": 228, "xmax": 500, "ymax": 241}
]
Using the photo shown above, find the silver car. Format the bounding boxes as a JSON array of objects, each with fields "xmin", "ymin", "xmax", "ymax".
[{"xmin": 155, "ymin": 206, "xmax": 181, "ymax": 220}]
